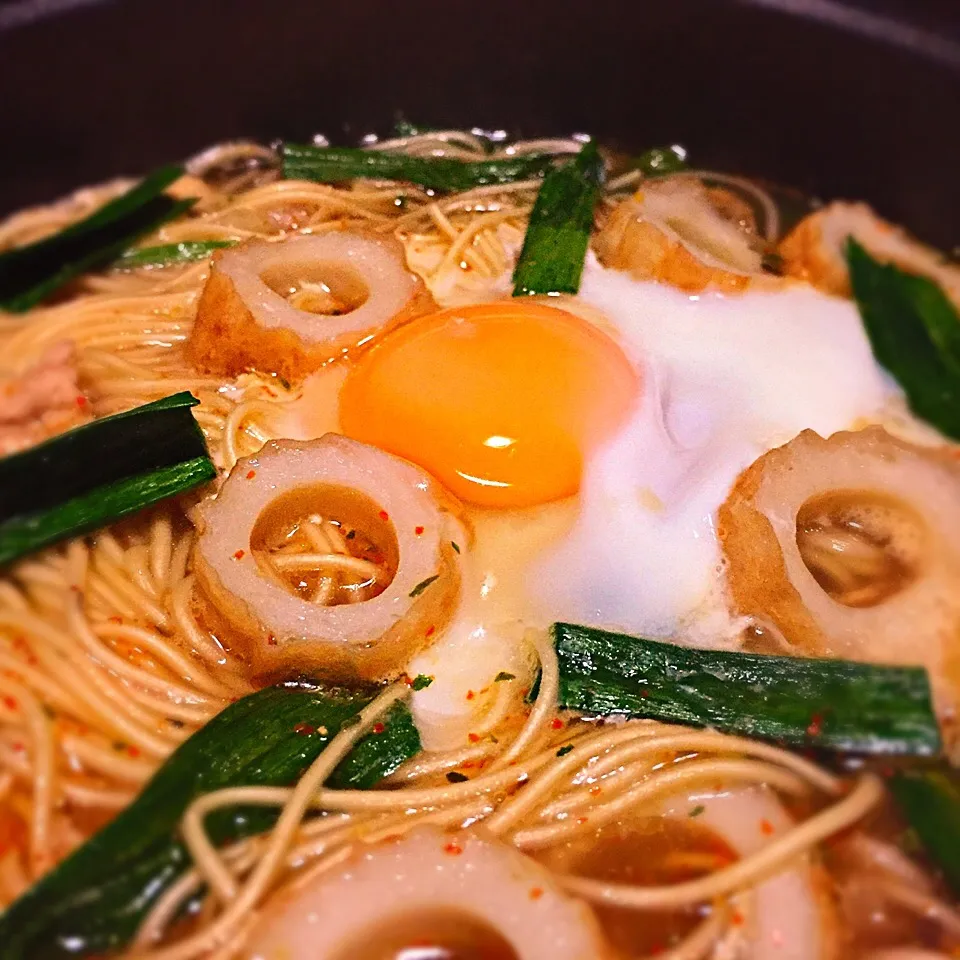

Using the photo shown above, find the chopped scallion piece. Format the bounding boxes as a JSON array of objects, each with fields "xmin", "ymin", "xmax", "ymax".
[
  {"xmin": 0, "ymin": 683, "xmax": 420, "ymax": 959},
  {"xmin": 0, "ymin": 392, "xmax": 215, "ymax": 565},
  {"xmin": 889, "ymin": 767, "xmax": 960, "ymax": 895},
  {"xmin": 0, "ymin": 166, "xmax": 193, "ymax": 313},
  {"xmin": 282, "ymin": 143, "xmax": 556, "ymax": 192},
  {"xmin": 512, "ymin": 141, "xmax": 605, "ymax": 296},
  {"xmin": 391, "ymin": 118, "xmax": 438, "ymax": 138},
  {"xmin": 116, "ymin": 239, "xmax": 235, "ymax": 268},
  {"xmin": 847, "ymin": 239, "xmax": 960, "ymax": 440},
  {"xmin": 551, "ymin": 622, "xmax": 941, "ymax": 755},
  {"xmin": 634, "ymin": 145, "xmax": 687, "ymax": 177}
]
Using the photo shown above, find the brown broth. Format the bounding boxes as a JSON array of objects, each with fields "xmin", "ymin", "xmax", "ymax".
[{"xmin": 534, "ymin": 815, "xmax": 736, "ymax": 958}]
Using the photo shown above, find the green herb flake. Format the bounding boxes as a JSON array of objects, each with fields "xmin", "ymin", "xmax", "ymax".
[
  {"xmin": 556, "ymin": 744, "xmax": 575, "ymax": 757},
  {"xmin": 899, "ymin": 826, "xmax": 923, "ymax": 856},
  {"xmin": 409, "ymin": 574, "xmax": 440, "ymax": 598},
  {"xmin": 494, "ymin": 671, "xmax": 516, "ymax": 683},
  {"xmin": 446, "ymin": 771, "xmax": 469, "ymax": 783},
  {"xmin": 450, "ymin": 541, "xmax": 460, "ymax": 554},
  {"xmin": 689, "ymin": 804, "xmax": 705, "ymax": 818},
  {"xmin": 411, "ymin": 674, "xmax": 434, "ymax": 691}
]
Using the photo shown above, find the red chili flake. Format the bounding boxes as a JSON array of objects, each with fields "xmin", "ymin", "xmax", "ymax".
[
  {"xmin": 529, "ymin": 887, "xmax": 544, "ymax": 900},
  {"xmin": 372, "ymin": 722, "xmax": 386, "ymax": 734},
  {"xmin": 415, "ymin": 525, "xmax": 425, "ymax": 535},
  {"xmin": 575, "ymin": 816, "xmax": 588, "ymax": 825},
  {"xmin": 550, "ymin": 718, "xmax": 564, "ymax": 730},
  {"xmin": 589, "ymin": 785, "xmax": 601, "ymax": 797},
  {"xmin": 425, "ymin": 625, "xmax": 436, "ymax": 638},
  {"xmin": 126, "ymin": 746, "xmax": 141, "ymax": 758},
  {"xmin": 2, "ymin": 696, "xmax": 17, "ymax": 711},
  {"xmin": 108, "ymin": 616, "xmax": 123, "ymax": 624},
  {"xmin": 246, "ymin": 470, "xmax": 257, "ymax": 480},
  {"xmin": 468, "ymin": 732, "xmax": 481, "ymax": 744},
  {"xmin": 75, "ymin": 395, "xmax": 88, "ymax": 408},
  {"xmin": 11, "ymin": 742, "xmax": 24, "ymax": 753},
  {"xmin": 760, "ymin": 818, "xmax": 774, "ymax": 836},
  {"xmin": 378, "ymin": 510, "xmax": 390, "ymax": 522},
  {"xmin": 266, "ymin": 635, "xmax": 278, "ymax": 647},
  {"xmin": 294, "ymin": 723, "xmax": 315, "ymax": 736},
  {"xmin": 233, "ymin": 549, "xmax": 245, "ymax": 560},
  {"xmin": 443, "ymin": 842, "xmax": 463, "ymax": 856},
  {"xmin": 806, "ymin": 713, "xmax": 823, "ymax": 737},
  {"xmin": 731, "ymin": 910, "xmax": 745, "ymax": 927},
  {"xmin": 466, "ymin": 690, "xmax": 476, "ymax": 701}
]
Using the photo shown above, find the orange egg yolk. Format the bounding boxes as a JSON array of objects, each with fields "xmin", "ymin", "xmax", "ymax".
[{"xmin": 339, "ymin": 301, "xmax": 640, "ymax": 508}]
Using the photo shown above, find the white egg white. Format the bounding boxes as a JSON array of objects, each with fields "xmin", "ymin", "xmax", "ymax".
[{"xmin": 529, "ymin": 259, "xmax": 898, "ymax": 647}]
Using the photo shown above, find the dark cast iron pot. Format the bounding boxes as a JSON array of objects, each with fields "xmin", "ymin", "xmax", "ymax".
[{"xmin": 0, "ymin": 0, "xmax": 958, "ymax": 248}]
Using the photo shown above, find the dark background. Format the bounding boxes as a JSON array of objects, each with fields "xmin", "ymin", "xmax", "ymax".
[
  {"xmin": 9, "ymin": 0, "xmax": 956, "ymax": 38},
  {"xmin": 1, "ymin": 0, "xmax": 958, "ymax": 246}
]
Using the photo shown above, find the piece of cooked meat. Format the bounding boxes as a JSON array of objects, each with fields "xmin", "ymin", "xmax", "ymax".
[{"xmin": 0, "ymin": 342, "xmax": 90, "ymax": 456}]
